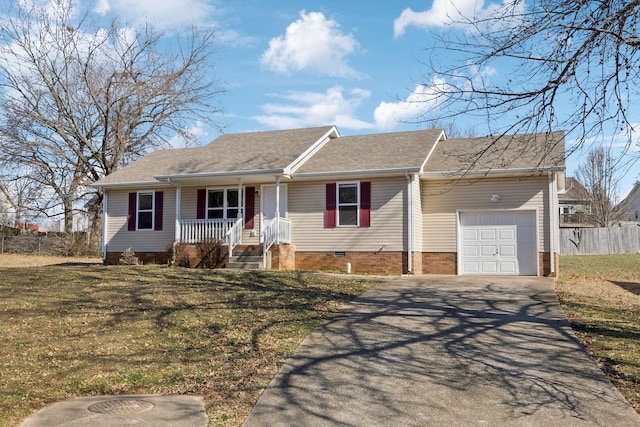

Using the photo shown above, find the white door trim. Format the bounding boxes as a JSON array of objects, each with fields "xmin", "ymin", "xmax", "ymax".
[{"xmin": 457, "ymin": 209, "xmax": 539, "ymax": 276}]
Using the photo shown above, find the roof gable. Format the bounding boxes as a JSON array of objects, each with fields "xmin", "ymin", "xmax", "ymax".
[
  {"xmin": 423, "ymin": 132, "xmax": 565, "ymax": 176},
  {"xmin": 95, "ymin": 126, "xmax": 337, "ymax": 186},
  {"xmin": 294, "ymin": 129, "xmax": 444, "ymax": 175}
]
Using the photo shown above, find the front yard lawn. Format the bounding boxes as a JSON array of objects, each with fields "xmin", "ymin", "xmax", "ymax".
[
  {"xmin": 0, "ymin": 265, "xmax": 380, "ymax": 426},
  {"xmin": 557, "ymin": 254, "xmax": 640, "ymax": 413}
]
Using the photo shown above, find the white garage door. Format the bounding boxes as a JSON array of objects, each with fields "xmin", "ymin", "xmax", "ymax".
[{"xmin": 459, "ymin": 211, "xmax": 537, "ymax": 275}]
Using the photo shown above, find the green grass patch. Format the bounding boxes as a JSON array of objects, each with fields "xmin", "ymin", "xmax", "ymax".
[
  {"xmin": 0, "ymin": 266, "xmax": 380, "ymax": 426},
  {"xmin": 557, "ymin": 254, "xmax": 640, "ymax": 413}
]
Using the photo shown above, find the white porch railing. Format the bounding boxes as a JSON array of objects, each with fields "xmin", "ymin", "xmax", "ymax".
[
  {"xmin": 262, "ymin": 217, "xmax": 291, "ymax": 268},
  {"xmin": 226, "ymin": 218, "xmax": 243, "ymax": 257},
  {"xmin": 179, "ymin": 218, "xmax": 237, "ymax": 244}
]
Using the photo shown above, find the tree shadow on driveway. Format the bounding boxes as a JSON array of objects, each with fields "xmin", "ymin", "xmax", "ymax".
[{"xmin": 243, "ymin": 276, "xmax": 640, "ymax": 427}]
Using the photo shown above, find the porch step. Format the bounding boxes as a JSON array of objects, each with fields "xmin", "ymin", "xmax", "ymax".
[{"xmin": 225, "ymin": 252, "xmax": 263, "ymax": 270}]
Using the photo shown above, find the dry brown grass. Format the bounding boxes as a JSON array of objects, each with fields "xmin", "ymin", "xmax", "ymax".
[
  {"xmin": 557, "ymin": 254, "xmax": 640, "ymax": 413},
  {"xmin": 0, "ymin": 261, "xmax": 380, "ymax": 426},
  {"xmin": 0, "ymin": 254, "xmax": 102, "ymax": 268}
]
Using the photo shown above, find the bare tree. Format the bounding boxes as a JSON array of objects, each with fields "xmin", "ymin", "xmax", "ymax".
[
  {"xmin": 576, "ymin": 147, "xmax": 627, "ymax": 227},
  {"xmin": 419, "ymin": 0, "xmax": 640, "ymax": 162},
  {"xmin": 0, "ymin": 0, "xmax": 224, "ymax": 234}
]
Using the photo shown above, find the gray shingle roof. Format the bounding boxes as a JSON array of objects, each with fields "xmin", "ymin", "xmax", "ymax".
[
  {"xmin": 94, "ymin": 127, "xmax": 565, "ymax": 187},
  {"xmin": 424, "ymin": 132, "xmax": 565, "ymax": 174},
  {"xmin": 559, "ymin": 177, "xmax": 588, "ymax": 201},
  {"xmin": 96, "ymin": 126, "xmax": 336, "ymax": 185},
  {"xmin": 294, "ymin": 129, "xmax": 444, "ymax": 174}
]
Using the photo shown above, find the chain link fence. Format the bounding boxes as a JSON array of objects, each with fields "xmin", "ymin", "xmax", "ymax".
[{"xmin": 0, "ymin": 235, "xmax": 101, "ymax": 256}]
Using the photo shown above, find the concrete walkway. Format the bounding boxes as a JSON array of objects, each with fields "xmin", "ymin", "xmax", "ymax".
[{"xmin": 243, "ymin": 276, "xmax": 640, "ymax": 426}]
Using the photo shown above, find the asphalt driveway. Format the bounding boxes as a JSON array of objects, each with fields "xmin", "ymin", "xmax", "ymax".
[{"xmin": 243, "ymin": 276, "xmax": 640, "ymax": 426}]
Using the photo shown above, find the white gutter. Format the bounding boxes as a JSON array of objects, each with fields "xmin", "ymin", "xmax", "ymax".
[
  {"xmin": 407, "ymin": 172, "xmax": 413, "ymax": 273},
  {"xmin": 421, "ymin": 166, "xmax": 565, "ymax": 180},
  {"xmin": 101, "ymin": 189, "xmax": 108, "ymax": 263},
  {"xmin": 90, "ymin": 181, "xmax": 173, "ymax": 189},
  {"xmin": 155, "ymin": 168, "xmax": 283, "ymax": 181},
  {"xmin": 548, "ymin": 172, "xmax": 556, "ymax": 276},
  {"xmin": 419, "ymin": 129, "xmax": 446, "ymax": 174},
  {"xmin": 285, "ymin": 126, "xmax": 339, "ymax": 175},
  {"xmin": 294, "ymin": 167, "xmax": 422, "ymax": 179}
]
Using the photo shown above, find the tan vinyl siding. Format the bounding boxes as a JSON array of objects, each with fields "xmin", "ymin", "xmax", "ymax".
[
  {"xmin": 105, "ymin": 188, "xmax": 176, "ymax": 253},
  {"xmin": 421, "ymin": 177, "xmax": 549, "ymax": 252},
  {"xmin": 289, "ymin": 177, "xmax": 406, "ymax": 252},
  {"xmin": 412, "ymin": 174, "xmax": 423, "ymax": 252}
]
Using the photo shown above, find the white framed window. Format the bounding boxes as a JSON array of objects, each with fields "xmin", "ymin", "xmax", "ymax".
[
  {"xmin": 207, "ymin": 188, "xmax": 242, "ymax": 220},
  {"xmin": 337, "ymin": 182, "xmax": 359, "ymax": 226},
  {"xmin": 137, "ymin": 191, "xmax": 154, "ymax": 230}
]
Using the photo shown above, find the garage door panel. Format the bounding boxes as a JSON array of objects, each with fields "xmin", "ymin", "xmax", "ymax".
[
  {"xmin": 481, "ymin": 262, "xmax": 498, "ymax": 273},
  {"xmin": 462, "ymin": 229, "xmax": 479, "ymax": 241},
  {"xmin": 499, "ymin": 245, "xmax": 516, "ymax": 257},
  {"xmin": 463, "ymin": 262, "xmax": 479, "ymax": 273},
  {"xmin": 480, "ymin": 229, "xmax": 496, "ymax": 240},
  {"xmin": 459, "ymin": 212, "xmax": 537, "ymax": 276},
  {"xmin": 499, "ymin": 261, "xmax": 517, "ymax": 273},
  {"xmin": 498, "ymin": 229, "xmax": 515, "ymax": 240},
  {"xmin": 480, "ymin": 245, "xmax": 497, "ymax": 256}
]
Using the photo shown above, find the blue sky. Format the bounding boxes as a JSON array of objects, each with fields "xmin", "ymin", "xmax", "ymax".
[{"xmin": 17, "ymin": 0, "xmax": 640, "ymax": 196}]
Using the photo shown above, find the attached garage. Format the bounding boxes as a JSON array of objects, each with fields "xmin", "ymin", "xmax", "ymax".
[{"xmin": 458, "ymin": 211, "xmax": 538, "ymax": 276}]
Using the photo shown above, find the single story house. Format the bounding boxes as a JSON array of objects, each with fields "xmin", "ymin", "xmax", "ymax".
[{"xmin": 94, "ymin": 125, "xmax": 565, "ymax": 276}]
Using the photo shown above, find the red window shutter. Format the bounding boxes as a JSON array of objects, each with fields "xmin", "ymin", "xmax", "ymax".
[
  {"xmin": 196, "ymin": 189, "xmax": 206, "ymax": 219},
  {"xmin": 360, "ymin": 182, "xmax": 371, "ymax": 227},
  {"xmin": 325, "ymin": 183, "xmax": 336, "ymax": 228},
  {"xmin": 244, "ymin": 187, "xmax": 255, "ymax": 229},
  {"xmin": 128, "ymin": 192, "xmax": 136, "ymax": 231},
  {"xmin": 154, "ymin": 191, "xmax": 163, "ymax": 231}
]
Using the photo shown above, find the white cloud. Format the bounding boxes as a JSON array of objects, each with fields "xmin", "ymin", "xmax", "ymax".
[
  {"xmin": 394, "ymin": 0, "xmax": 525, "ymax": 37},
  {"xmin": 94, "ymin": 0, "xmax": 110, "ymax": 15},
  {"xmin": 252, "ymin": 86, "xmax": 374, "ymax": 130},
  {"xmin": 373, "ymin": 79, "xmax": 451, "ymax": 129},
  {"xmin": 99, "ymin": 0, "xmax": 216, "ymax": 30},
  {"xmin": 261, "ymin": 10, "xmax": 363, "ymax": 78}
]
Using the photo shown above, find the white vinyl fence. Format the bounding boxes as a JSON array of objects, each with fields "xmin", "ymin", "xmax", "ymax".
[{"xmin": 560, "ymin": 227, "xmax": 640, "ymax": 255}]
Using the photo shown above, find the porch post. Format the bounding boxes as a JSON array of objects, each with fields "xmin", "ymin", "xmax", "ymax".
[
  {"xmin": 275, "ymin": 176, "xmax": 281, "ymax": 244},
  {"xmin": 238, "ymin": 179, "xmax": 243, "ymax": 219},
  {"xmin": 175, "ymin": 185, "xmax": 182, "ymax": 242},
  {"xmin": 101, "ymin": 190, "xmax": 108, "ymax": 262}
]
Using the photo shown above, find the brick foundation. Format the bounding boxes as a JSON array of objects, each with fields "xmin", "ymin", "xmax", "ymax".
[
  {"xmin": 539, "ymin": 252, "xmax": 560, "ymax": 277},
  {"xmin": 422, "ymin": 252, "xmax": 457, "ymax": 275},
  {"xmin": 296, "ymin": 251, "xmax": 406, "ymax": 275},
  {"xmin": 269, "ymin": 244, "xmax": 296, "ymax": 270},
  {"xmin": 410, "ymin": 251, "xmax": 423, "ymax": 275}
]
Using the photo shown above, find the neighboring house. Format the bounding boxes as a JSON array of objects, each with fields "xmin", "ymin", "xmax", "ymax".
[
  {"xmin": 620, "ymin": 181, "xmax": 640, "ymax": 223},
  {"xmin": 558, "ymin": 177, "xmax": 590, "ymax": 226},
  {"xmin": 94, "ymin": 126, "xmax": 565, "ymax": 276}
]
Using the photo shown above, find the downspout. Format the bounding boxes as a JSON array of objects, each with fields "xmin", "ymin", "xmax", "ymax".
[
  {"xmin": 405, "ymin": 171, "xmax": 413, "ymax": 273},
  {"xmin": 275, "ymin": 176, "xmax": 281, "ymax": 245},
  {"xmin": 101, "ymin": 187, "xmax": 108, "ymax": 264},
  {"xmin": 548, "ymin": 172, "xmax": 556, "ymax": 276},
  {"xmin": 168, "ymin": 178, "xmax": 181, "ymax": 265}
]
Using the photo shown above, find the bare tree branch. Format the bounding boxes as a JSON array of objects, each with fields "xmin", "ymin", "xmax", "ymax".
[
  {"xmin": 0, "ymin": 0, "xmax": 224, "ymax": 233},
  {"xmin": 418, "ymin": 0, "xmax": 640, "ymax": 166}
]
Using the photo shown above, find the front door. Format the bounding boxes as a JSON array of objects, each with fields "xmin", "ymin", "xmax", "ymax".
[{"xmin": 261, "ymin": 184, "xmax": 287, "ymax": 224}]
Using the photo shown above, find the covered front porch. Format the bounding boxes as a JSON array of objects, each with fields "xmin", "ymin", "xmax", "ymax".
[{"xmin": 166, "ymin": 175, "xmax": 291, "ymax": 268}]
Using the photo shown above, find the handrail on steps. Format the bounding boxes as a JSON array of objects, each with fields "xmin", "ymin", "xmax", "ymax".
[{"xmin": 226, "ymin": 218, "xmax": 243, "ymax": 257}]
